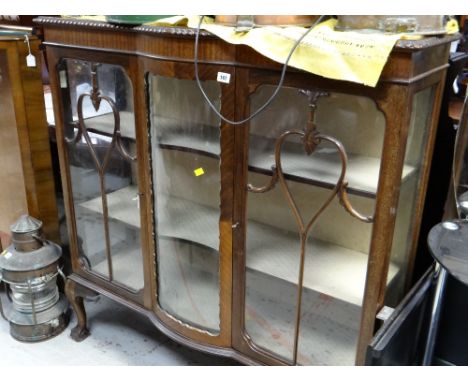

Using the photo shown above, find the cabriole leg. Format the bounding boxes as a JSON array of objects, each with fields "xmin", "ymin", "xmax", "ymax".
[{"xmin": 65, "ymin": 278, "xmax": 96, "ymax": 341}]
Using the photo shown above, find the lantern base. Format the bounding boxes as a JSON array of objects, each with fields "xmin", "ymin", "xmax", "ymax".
[{"xmin": 8, "ymin": 295, "xmax": 70, "ymax": 342}]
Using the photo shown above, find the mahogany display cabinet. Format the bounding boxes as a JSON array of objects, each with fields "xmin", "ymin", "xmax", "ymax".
[{"xmin": 36, "ymin": 16, "xmax": 458, "ymax": 365}]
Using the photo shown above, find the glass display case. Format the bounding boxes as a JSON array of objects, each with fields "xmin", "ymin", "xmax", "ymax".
[{"xmin": 38, "ymin": 16, "xmax": 457, "ymax": 365}]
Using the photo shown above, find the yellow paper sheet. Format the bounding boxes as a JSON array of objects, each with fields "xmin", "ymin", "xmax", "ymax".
[{"xmin": 185, "ymin": 17, "xmax": 402, "ymax": 87}]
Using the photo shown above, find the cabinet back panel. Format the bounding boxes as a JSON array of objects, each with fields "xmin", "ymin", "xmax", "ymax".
[
  {"xmin": 247, "ymin": 172, "xmax": 375, "ymax": 254},
  {"xmin": 250, "ymin": 86, "xmax": 386, "ymax": 158}
]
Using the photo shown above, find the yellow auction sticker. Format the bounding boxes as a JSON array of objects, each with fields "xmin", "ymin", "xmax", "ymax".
[{"xmin": 194, "ymin": 167, "xmax": 205, "ymax": 176}]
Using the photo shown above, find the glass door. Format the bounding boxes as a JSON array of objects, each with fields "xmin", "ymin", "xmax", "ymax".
[
  {"xmin": 58, "ymin": 59, "xmax": 144, "ymax": 293},
  {"xmin": 242, "ymin": 85, "xmax": 388, "ymax": 365},
  {"xmin": 146, "ymin": 63, "xmax": 234, "ymax": 343}
]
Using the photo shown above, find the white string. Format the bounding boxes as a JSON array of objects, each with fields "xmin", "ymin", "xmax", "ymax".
[{"xmin": 24, "ymin": 34, "xmax": 32, "ymax": 55}]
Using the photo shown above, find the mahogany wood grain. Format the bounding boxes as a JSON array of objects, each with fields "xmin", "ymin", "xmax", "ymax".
[
  {"xmin": 0, "ymin": 46, "xmax": 28, "ymax": 235},
  {"xmin": 0, "ymin": 37, "xmax": 58, "ymax": 241},
  {"xmin": 38, "ymin": 17, "xmax": 455, "ymax": 365}
]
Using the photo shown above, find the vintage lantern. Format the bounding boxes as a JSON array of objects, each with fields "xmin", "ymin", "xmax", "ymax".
[{"xmin": 0, "ymin": 215, "xmax": 69, "ymax": 341}]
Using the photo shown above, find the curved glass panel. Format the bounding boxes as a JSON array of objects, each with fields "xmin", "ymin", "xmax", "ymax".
[
  {"xmin": 148, "ymin": 74, "xmax": 221, "ymax": 333},
  {"xmin": 385, "ymin": 86, "xmax": 436, "ymax": 306},
  {"xmin": 59, "ymin": 59, "xmax": 143, "ymax": 291}
]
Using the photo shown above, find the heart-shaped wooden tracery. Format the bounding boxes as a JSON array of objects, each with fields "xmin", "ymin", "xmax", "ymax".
[
  {"xmin": 65, "ymin": 62, "xmax": 137, "ymax": 282},
  {"xmin": 247, "ymin": 89, "xmax": 374, "ymax": 365}
]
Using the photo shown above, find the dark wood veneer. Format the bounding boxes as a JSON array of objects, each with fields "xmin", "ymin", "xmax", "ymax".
[{"xmin": 37, "ymin": 16, "xmax": 458, "ymax": 365}]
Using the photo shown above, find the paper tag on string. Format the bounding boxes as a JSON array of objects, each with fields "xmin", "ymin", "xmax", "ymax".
[{"xmin": 26, "ymin": 54, "xmax": 36, "ymax": 67}]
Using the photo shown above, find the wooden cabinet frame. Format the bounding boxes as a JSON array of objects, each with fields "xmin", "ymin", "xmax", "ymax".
[
  {"xmin": 37, "ymin": 16, "xmax": 456, "ymax": 365},
  {"xmin": 232, "ymin": 67, "xmax": 447, "ymax": 365}
]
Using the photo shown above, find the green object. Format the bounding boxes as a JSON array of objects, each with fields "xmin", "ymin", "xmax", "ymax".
[
  {"xmin": 0, "ymin": 30, "xmax": 27, "ymax": 36},
  {"xmin": 105, "ymin": 15, "xmax": 174, "ymax": 25}
]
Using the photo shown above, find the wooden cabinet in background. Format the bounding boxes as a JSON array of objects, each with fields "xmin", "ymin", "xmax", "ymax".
[
  {"xmin": 37, "ymin": 16, "xmax": 457, "ymax": 365},
  {"xmin": 0, "ymin": 31, "xmax": 58, "ymax": 248}
]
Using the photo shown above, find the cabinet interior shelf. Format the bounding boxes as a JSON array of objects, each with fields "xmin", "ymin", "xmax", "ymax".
[
  {"xmin": 153, "ymin": 119, "xmax": 415, "ymax": 197},
  {"xmin": 79, "ymin": 185, "xmax": 398, "ymax": 307},
  {"xmin": 71, "ymin": 111, "xmax": 136, "ymax": 140},
  {"xmin": 77, "ymin": 113, "xmax": 417, "ymax": 197},
  {"xmin": 248, "ymin": 143, "xmax": 415, "ymax": 198},
  {"xmin": 91, "ymin": 245, "xmax": 144, "ymax": 291},
  {"xmin": 154, "ymin": 116, "xmax": 221, "ymax": 159}
]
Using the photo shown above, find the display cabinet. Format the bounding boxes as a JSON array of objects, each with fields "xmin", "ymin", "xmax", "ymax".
[{"xmin": 37, "ymin": 16, "xmax": 457, "ymax": 365}]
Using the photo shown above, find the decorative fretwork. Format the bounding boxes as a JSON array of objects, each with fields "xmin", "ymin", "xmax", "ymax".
[
  {"xmin": 65, "ymin": 62, "xmax": 137, "ymax": 282},
  {"xmin": 247, "ymin": 88, "xmax": 374, "ymax": 365}
]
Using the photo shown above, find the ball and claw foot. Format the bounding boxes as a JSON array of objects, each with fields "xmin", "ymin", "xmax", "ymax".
[{"xmin": 70, "ymin": 325, "xmax": 90, "ymax": 342}]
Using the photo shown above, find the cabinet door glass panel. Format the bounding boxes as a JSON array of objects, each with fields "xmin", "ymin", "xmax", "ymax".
[
  {"xmin": 59, "ymin": 59, "xmax": 143, "ymax": 291},
  {"xmin": 245, "ymin": 86, "xmax": 386, "ymax": 365},
  {"xmin": 385, "ymin": 86, "xmax": 436, "ymax": 306},
  {"xmin": 148, "ymin": 74, "xmax": 221, "ymax": 333}
]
